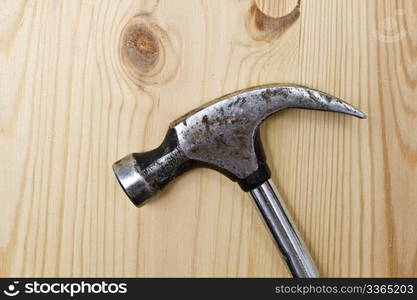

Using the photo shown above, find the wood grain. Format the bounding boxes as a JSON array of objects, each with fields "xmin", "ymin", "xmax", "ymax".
[{"xmin": 0, "ymin": 0, "xmax": 416, "ymax": 277}]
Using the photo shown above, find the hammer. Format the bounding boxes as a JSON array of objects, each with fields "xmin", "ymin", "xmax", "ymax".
[{"xmin": 112, "ymin": 85, "xmax": 366, "ymax": 278}]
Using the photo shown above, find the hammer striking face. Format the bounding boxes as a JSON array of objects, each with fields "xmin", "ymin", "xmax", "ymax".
[{"xmin": 112, "ymin": 84, "xmax": 366, "ymax": 277}]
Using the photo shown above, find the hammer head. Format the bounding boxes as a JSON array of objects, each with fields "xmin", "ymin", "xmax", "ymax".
[{"xmin": 113, "ymin": 85, "xmax": 366, "ymax": 206}]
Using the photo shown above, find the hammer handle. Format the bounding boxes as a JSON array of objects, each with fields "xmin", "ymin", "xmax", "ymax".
[{"xmin": 249, "ymin": 180, "xmax": 319, "ymax": 278}]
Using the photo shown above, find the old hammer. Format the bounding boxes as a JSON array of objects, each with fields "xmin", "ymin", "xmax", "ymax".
[{"xmin": 112, "ymin": 85, "xmax": 366, "ymax": 278}]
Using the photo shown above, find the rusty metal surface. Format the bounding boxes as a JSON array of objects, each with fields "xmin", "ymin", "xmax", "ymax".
[
  {"xmin": 173, "ymin": 84, "xmax": 366, "ymax": 179},
  {"xmin": 113, "ymin": 84, "xmax": 366, "ymax": 206}
]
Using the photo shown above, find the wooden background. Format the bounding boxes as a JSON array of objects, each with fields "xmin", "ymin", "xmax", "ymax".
[{"xmin": 0, "ymin": 0, "xmax": 416, "ymax": 277}]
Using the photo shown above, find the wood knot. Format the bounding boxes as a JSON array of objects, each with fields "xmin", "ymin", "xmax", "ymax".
[
  {"xmin": 246, "ymin": 0, "xmax": 301, "ymax": 41},
  {"xmin": 120, "ymin": 15, "xmax": 180, "ymax": 86},
  {"xmin": 130, "ymin": 26, "xmax": 159, "ymax": 72}
]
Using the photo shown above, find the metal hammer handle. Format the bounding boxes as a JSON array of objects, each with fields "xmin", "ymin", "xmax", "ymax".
[{"xmin": 249, "ymin": 180, "xmax": 319, "ymax": 278}]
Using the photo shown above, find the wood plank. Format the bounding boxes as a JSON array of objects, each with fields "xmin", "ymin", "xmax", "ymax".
[{"xmin": 0, "ymin": 0, "xmax": 415, "ymax": 277}]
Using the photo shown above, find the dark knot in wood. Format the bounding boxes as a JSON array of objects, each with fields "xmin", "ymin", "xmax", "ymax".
[{"xmin": 120, "ymin": 14, "xmax": 180, "ymax": 87}]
